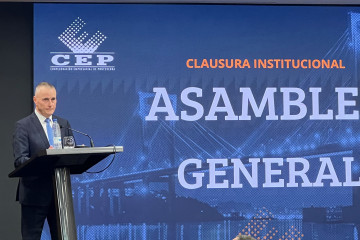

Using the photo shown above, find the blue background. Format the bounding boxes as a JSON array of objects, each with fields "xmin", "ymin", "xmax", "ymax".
[{"xmin": 34, "ymin": 4, "xmax": 360, "ymax": 240}]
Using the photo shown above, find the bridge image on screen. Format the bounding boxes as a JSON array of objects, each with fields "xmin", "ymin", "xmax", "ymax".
[{"xmin": 34, "ymin": 4, "xmax": 360, "ymax": 240}]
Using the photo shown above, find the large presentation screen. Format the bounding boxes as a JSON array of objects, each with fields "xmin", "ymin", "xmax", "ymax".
[{"xmin": 34, "ymin": 3, "xmax": 360, "ymax": 240}]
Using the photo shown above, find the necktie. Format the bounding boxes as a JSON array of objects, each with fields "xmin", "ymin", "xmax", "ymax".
[{"xmin": 45, "ymin": 118, "xmax": 54, "ymax": 147}]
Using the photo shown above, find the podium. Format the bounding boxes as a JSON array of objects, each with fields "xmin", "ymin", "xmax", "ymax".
[{"xmin": 9, "ymin": 146, "xmax": 123, "ymax": 240}]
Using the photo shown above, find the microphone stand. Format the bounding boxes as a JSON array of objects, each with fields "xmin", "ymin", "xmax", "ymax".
[{"xmin": 60, "ymin": 125, "xmax": 95, "ymax": 147}]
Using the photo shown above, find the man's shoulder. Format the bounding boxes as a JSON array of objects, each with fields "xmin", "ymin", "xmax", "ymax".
[
  {"xmin": 52, "ymin": 115, "xmax": 68, "ymax": 122},
  {"xmin": 17, "ymin": 113, "xmax": 69, "ymax": 124},
  {"xmin": 16, "ymin": 113, "xmax": 36, "ymax": 124},
  {"xmin": 52, "ymin": 115, "xmax": 70, "ymax": 126}
]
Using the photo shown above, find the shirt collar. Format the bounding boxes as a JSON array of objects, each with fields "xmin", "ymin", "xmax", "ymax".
[{"xmin": 35, "ymin": 109, "xmax": 52, "ymax": 123}]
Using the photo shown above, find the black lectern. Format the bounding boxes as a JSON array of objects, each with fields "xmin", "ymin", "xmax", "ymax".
[{"xmin": 9, "ymin": 146, "xmax": 123, "ymax": 240}]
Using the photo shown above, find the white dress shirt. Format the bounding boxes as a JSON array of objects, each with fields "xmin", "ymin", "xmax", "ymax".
[{"xmin": 34, "ymin": 109, "xmax": 53, "ymax": 142}]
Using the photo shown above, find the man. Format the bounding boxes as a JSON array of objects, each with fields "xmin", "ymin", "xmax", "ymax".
[
  {"xmin": 13, "ymin": 82, "xmax": 73, "ymax": 240},
  {"xmin": 233, "ymin": 234, "xmax": 256, "ymax": 240}
]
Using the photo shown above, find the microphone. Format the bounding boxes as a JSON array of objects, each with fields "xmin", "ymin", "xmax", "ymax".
[{"xmin": 60, "ymin": 125, "xmax": 95, "ymax": 147}]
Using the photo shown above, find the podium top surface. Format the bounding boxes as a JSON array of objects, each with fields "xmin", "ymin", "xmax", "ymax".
[
  {"xmin": 9, "ymin": 146, "xmax": 123, "ymax": 178},
  {"xmin": 44, "ymin": 146, "xmax": 123, "ymax": 155}
]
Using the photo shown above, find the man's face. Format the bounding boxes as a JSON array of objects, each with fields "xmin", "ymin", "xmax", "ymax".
[{"xmin": 33, "ymin": 86, "xmax": 57, "ymax": 118}]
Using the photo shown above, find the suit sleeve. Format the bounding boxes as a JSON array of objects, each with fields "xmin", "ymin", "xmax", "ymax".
[
  {"xmin": 13, "ymin": 121, "xmax": 30, "ymax": 168},
  {"xmin": 65, "ymin": 120, "xmax": 76, "ymax": 146},
  {"xmin": 66, "ymin": 120, "xmax": 73, "ymax": 137}
]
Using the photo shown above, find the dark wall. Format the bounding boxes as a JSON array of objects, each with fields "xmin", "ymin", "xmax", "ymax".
[{"xmin": 0, "ymin": 3, "xmax": 33, "ymax": 239}]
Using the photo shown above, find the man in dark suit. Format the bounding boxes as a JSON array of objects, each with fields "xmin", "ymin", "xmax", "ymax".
[{"xmin": 13, "ymin": 82, "xmax": 73, "ymax": 240}]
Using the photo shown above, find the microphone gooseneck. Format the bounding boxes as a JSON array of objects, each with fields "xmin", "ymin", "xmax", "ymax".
[{"xmin": 60, "ymin": 125, "xmax": 95, "ymax": 147}]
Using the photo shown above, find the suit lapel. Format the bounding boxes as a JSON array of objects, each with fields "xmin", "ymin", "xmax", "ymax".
[{"xmin": 30, "ymin": 112, "xmax": 50, "ymax": 148}]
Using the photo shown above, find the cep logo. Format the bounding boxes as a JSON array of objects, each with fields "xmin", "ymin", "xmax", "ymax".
[{"xmin": 50, "ymin": 17, "xmax": 115, "ymax": 71}]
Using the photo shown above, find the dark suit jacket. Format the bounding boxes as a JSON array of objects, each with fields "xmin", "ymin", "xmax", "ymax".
[{"xmin": 13, "ymin": 112, "xmax": 73, "ymax": 206}]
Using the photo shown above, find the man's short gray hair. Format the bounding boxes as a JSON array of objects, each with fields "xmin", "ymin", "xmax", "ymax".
[{"xmin": 34, "ymin": 82, "xmax": 56, "ymax": 95}]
